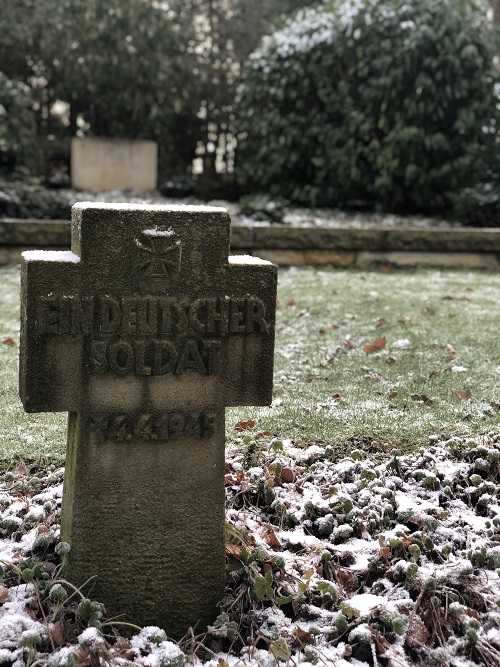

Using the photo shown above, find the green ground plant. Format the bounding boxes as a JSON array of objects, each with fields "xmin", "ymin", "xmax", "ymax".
[
  {"xmin": 1, "ymin": 426, "xmax": 499, "ymax": 665},
  {"xmin": 1, "ymin": 266, "xmax": 499, "ymax": 467}
]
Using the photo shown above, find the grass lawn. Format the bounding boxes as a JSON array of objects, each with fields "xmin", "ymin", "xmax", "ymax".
[
  {"xmin": 1, "ymin": 265, "xmax": 499, "ymax": 467},
  {"xmin": 229, "ymin": 267, "xmax": 500, "ymax": 458}
]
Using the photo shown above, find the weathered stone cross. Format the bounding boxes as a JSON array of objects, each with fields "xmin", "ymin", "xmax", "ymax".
[{"xmin": 19, "ymin": 203, "xmax": 277, "ymax": 637}]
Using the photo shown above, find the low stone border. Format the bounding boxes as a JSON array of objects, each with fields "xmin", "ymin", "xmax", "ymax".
[{"xmin": 1, "ymin": 218, "xmax": 499, "ymax": 269}]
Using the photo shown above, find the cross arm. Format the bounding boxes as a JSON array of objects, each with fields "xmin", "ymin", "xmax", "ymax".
[
  {"xmin": 20, "ymin": 251, "xmax": 83, "ymax": 412},
  {"xmin": 222, "ymin": 257, "xmax": 278, "ymax": 407}
]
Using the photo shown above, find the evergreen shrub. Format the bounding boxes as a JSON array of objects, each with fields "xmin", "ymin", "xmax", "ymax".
[
  {"xmin": 0, "ymin": 180, "xmax": 71, "ymax": 219},
  {"xmin": 0, "ymin": 72, "xmax": 41, "ymax": 175},
  {"xmin": 236, "ymin": 0, "xmax": 499, "ymax": 212},
  {"xmin": 449, "ymin": 141, "xmax": 500, "ymax": 226}
]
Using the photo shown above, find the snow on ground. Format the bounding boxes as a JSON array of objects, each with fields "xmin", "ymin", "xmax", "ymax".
[
  {"xmin": 40, "ymin": 186, "xmax": 463, "ymax": 229},
  {"xmin": 0, "ymin": 436, "xmax": 499, "ymax": 666}
]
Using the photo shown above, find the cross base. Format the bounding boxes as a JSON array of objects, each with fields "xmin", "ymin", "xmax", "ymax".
[{"xmin": 61, "ymin": 409, "xmax": 226, "ymax": 637}]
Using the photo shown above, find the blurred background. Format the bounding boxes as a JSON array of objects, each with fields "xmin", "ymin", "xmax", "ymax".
[{"xmin": 1, "ymin": 0, "xmax": 499, "ymax": 225}]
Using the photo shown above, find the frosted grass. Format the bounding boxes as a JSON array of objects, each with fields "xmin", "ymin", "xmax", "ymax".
[{"xmin": 1, "ymin": 266, "xmax": 499, "ymax": 464}]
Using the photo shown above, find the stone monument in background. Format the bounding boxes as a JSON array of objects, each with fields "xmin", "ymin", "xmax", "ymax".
[{"xmin": 71, "ymin": 138, "xmax": 158, "ymax": 191}]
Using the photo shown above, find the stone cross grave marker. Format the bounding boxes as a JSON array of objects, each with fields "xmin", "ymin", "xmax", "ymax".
[{"xmin": 19, "ymin": 203, "xmax": 277, "ymax": 637}]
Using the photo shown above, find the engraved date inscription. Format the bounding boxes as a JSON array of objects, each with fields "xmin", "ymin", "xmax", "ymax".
[{"xmin": 90, "ymin": 411, "xmax": 216, "ymax": 442}]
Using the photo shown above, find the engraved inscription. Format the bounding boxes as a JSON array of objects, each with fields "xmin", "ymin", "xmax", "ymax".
[
  {"xmin": 37, "ymin": 295, "xmax": 270, "ymax": 337},
  {"xmin": 90, "ymin": 411, "xmax": 216, "ymax": 442},
  {"xmin": 89, "ymin": 338, "xmax": 221, "ymax": 375},
  {"xmin": 35, "ymin": 293, "xmax": 270, "ymax": 377}
]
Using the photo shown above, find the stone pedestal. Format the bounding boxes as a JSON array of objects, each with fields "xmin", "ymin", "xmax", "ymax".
[
  {"xmin": 71, "ymin": 138, "xmax": 157, "ymax": 191},
  {"xmin": 62, "ymin": 410, "xmax": 225, "ymax": 635}
]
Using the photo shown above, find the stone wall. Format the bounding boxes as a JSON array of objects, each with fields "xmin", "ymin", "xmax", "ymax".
[{"xmin": 1, "ymin": 219, "xmax": 499, "ymax": 269}]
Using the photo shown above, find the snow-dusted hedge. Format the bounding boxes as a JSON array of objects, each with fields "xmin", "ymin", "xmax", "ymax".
[
  {"xmin": 0, "ymin": 72, "xmax": 42, "ymax": 175},
  {"xmin": 236, "ymin": 0, "xmax": 499, "ymax": 212}
]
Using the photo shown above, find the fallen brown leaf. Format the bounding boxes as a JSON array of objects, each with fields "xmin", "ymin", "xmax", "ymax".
[
  {"xmin": 335, "ymin": 568, "xmax": 359, "ymax": 595},
  {"xmin": 364, "ymin": 336, "xmax": 387, "ymax": 354},
  {"xmin": 42, "ymin": 561, "xmax": 56, "ymax": 575},
  {"xmin": 113, "ymin": 637, "xmax": 135, "ymax": 661},
  {"xmin": 388, "ymin": 391, "xmax": 398, "ymax": 400},
  {"xmin": 75, "ymin": 647, "xmax": 94, "ymax": 667},
  {"xmin": 374, "ymin": 630, "xmax": 411, "ymax": 666},
  {"xmin": 234, "ymin": 420, "xmax": 255, "ymax": 431},
  {"xmin": 445, "ymin": 343, "xmax": 456, "ymax": 361},
  {"xmin": 0, "ymin": 586, "xmax": 10, "ymax": 603},
  {"xmin": 279, "ymin": 467, "xmax": 296, "ymax": 484},
  {"xmin": 226, "ymin": 542, "xmax": 243, "ymax": 558},
  {"xmin": 364, "ymin": 372, "xmax": 383, "ymax": 382},
  {"xmin": 405, "ymin": 615, "xmax": 430, "ymax": 648},
  {"xmin": 13, "ymin": 463, "xmax": 28, "ymax": 477},
  {"xmin": 225, "ymin": 470, "xmax": 248, "ymax": 486},
  {"xmin": 453, "ymin": 388, "xmax": 472, "ymax": 401},
  {"xmin": 261, "ymin": 525, "xmax": 281, "ymax": 549},
  {"xmin": 411, "ymin": 394, "xmax": 433, "ymax": 405},
  {"xmin": 292, "ymin": 627, "xmax": 312, "ymax": 648},
  {"xmin": 49, "ymin": 620, "xmax": 65, "ymax": 647},
  {"xmin": 2, "ymin": 338, "xmax": 15, "ymax": 346}
]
